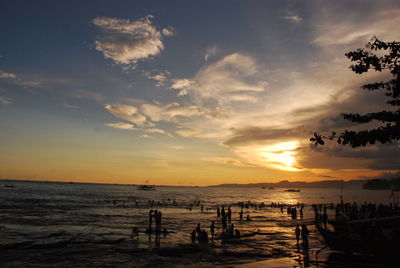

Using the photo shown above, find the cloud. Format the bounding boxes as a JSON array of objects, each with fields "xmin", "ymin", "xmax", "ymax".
[
  {"xmin": 309, "ymin": 143, "xmax": 400, "ymax": 171},
  {"xmin": 312, "ymin": 9, "xmax": 400, "ymax": 46},
  {"xmin": 162, "ymin": 26, "xmax": 175, "ymax": 36},
  {"xmin": 204, "ymin": 45, "xmax": 218, "ymax": 61},
  {"xmin": 0, "ymin": 70, "xmax": 16, "ymax": 79},
  {"xmin": 0, "ymin": 96, "xmax": 12, "ymax": 105},
  {"xmin": 141, "ymin": 102, "xmax": 205, "ymax": 122},
  {"xmin": 145, "ymin": 128, "xmax": 165, "ymax": 134},
  {"xmin": 104, "ymin": 104, "xmax": 147, "ymax": 126},
  {"xmin": 92, "ymin": 15, "xmax": 174, "ymax": 65},
  {"xmin": 140, "ymin": 134, "xmax": 153, "ymax": 139},
  {"xmin": 174, "ymin": 128, "xmax": 198, "ymax": 138},
  {"xmin": 201, "ymin": 156, "xmax": 248, "ymax": 167},
  {"xmin": 104, "ymin": 101, "xmax": 225, "ymax": 136},
  {"xmin": 169, "ymin": 53, "xmax": 268, "ymax": 104},
  {"xmin": 148, "ymin": 71, "xmax": 169, "ymax": 87},
  {"xmin": 170, "ymin": 78, "xmax": 194, "ymax": 96},
  {"xmin": 61, "ymin": 101, "xmax": 78, "ymax": 109},
  {"xmin": 282, "ymin": 15, "xmax": 303, "ymax": 24},
  {"xmin": 105, "ymin": 122, "xmax": 136, "ymax": 130},
  {"xmin": 224, "ymin": 126, "xmax": 307, "ymax": 147}
]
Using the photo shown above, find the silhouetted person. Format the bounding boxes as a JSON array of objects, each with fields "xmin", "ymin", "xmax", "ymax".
[
  {"xmin": 301, "ymin": 224, "xmax": 309, "ymax": 249},
  {"xmin": 221, "ymin": 206, "xmax": 226, "ymax": 220},
  {"xmin": 235, "ymin": 229, "xmax": 240, "ymax": 238},
  {"xmin": 191, "ymin": 229, "xmax": 196, "ymax": 242},
  {"xmin": 162, "ymin": 228, "xmax": 169, "ymax": 236},
  {"xmin": 246, "ymin": 214, "xmax": 252, "ymax": 221},
  {"xmin": 155, "ymin": 231, "xmax": 160, "ymax": 246},
  {"xmin": 201, "ymin": 230, "xmax": 208, "ymax": 244},
  {"xmin": 156, "ymin": 211, "xmax": 162, "ymax": 232},
  {"xmin": 222, "ymin": 215, "xmax": 228, "ymax": 230},
  {"xmin": 239, "ymin": 209, "xmax": 243, "ymax": 221},
  {"xmin": 295, "ymin": 224, "xmax": 300, "ymax": 244},
  {"xmin": 322, "ymin": 207, "xmax": 328, "ymax": 227},
  {"xmin": 148, "ymin": 210, "xmax": 154, "ymax": 232},
  {"xmin": 196, "ymin": 223, "xmax": 201, "ymax": 238},
  {"xmin": 217, "ymin": 206, "xmax": 221, "ymax": 218},
  {"xmin": 131, "ymin": 227, "xmax": 139, "ymax": 239},
  {"xmin": 210, "ymin": 221, "xmax": 215, "ymax": 238},
  {"xmin": 291, "ymin": 207, "xmax": 297, "ymax": 219},
  {"xmin": 228, "ymin": 223, "xmax": 234, "ymax": 235}
]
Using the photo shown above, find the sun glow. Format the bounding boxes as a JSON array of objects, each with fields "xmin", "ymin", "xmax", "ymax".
[{"xmin": 259, "ymin": 141, "xmax": 300, "ymax": 171}]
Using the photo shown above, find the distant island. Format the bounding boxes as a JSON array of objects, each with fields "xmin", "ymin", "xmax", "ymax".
[
  {"xmin": 208, "ymin": 177, "xmax": 400, "ymax": 190},
  {"xmin": 208, "ymin": 179, "xmax": 367, "ymax": 189}
]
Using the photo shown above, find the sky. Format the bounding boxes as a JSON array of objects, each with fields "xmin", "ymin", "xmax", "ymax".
[{"xmin": 1, "ymin": 0, "xmax": 400, "ymax": 186}]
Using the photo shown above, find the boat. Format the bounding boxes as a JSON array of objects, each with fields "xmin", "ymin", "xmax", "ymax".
[
  {"xmin": 137, "ymin": 185, "xmax": 156, "ymax": 191},
  {"xmin": 285, "ymin": 189, "xmax": 300, "ymax": 192},
  {"xmin": 317, "ymin": 216, "xmax": 400, "ymax": 255},
  {"xmin": 137, "ymin": 179, "xmax": 156, "ymax": 190}
]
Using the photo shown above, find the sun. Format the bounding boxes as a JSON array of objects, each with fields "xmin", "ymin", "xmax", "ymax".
[{"xmin": 259, "ymin": 141, "xmax": 300, "ymax": 171}]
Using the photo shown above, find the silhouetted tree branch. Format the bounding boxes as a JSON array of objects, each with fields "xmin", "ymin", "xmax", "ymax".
[{"xmin": 311, "ymin": 37, "xmax": 400, "ymax": 148}]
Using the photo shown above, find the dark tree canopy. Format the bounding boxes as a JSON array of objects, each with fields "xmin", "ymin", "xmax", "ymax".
[{"xmin": 311, "ymin": 37, "xmax": 400, "ymax": 148}]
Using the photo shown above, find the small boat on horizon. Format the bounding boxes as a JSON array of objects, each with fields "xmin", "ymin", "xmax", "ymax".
[
  {"xmin": 137, "ymin": 179, "xmax": 156, "ymax": 190},
  {"xmin": 137, "ymin": 185, "xmax": 156, "ymax": 190},
  {"xmin": 285, "ymin": 189, "xmax": 300, "ymax": 192}
]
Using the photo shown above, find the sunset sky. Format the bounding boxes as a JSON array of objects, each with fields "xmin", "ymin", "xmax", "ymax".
[{"xmin": 1, "ymin": 0, "xmax": 400, "ymax": 185}]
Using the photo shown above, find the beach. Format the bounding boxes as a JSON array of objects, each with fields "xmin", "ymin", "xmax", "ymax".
[{"xmin": 0, "ymin": 180, "xmax": 393, "ymax": 267}]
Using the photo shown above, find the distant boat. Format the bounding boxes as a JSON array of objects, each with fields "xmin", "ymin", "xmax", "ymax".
[
  {"xmin": 137, "ymin": 179, "xmax": 156, "ymax": 190},
  {"xmin": 285, "ymin": 189, "xmax": 300, "ymax": 192},
  {"xmin": 261, "ymin": 186, "xmax": 266, "ymax": 189},
  {"xmin": 4, "ymin": 185, "xmax": 15, "ymax": 188},
  {"xmin": 137, "ymin": 185, "xmax": 156, "ymax": 191}
]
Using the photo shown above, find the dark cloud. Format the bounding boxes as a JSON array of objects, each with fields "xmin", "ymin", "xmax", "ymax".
[
  {"xmin": 224, "ymin": 126, "xmax": 307, "ymax": 146},
  {"xmin": 297, "ymin": 145, "xmax": 370, "ymax": 170}
]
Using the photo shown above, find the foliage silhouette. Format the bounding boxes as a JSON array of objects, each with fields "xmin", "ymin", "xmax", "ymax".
[{"xmin": 311, "ymin": 37, "xmax": 400, "ymax": 147}]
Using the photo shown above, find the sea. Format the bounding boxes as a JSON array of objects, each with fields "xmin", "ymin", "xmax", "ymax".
[{"xmin": 0, "ymin": 180, "xmax": 394, "ymax": 268}]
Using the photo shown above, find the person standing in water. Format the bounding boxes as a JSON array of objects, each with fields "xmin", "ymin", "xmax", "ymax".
[
  {"xmin": 295, "ymin": 224, "xmax": 301, "ymax": 245},
  {"xmin": 210, "ymin": 221, "xmax": 215, "ymax": 238},
  {"xmin": 301, "ymin": 224, "xmax": 310, "ymax": 249}
]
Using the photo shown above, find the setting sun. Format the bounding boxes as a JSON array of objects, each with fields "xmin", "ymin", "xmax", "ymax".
[{"xmin": 259, "ymin": 141, "xmax": 300, "ymax": 171}]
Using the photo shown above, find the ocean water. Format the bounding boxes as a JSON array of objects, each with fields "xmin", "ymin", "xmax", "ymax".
[{"xmin": 0, "ymin": 180, "xmax": 393, "ymax": 267}]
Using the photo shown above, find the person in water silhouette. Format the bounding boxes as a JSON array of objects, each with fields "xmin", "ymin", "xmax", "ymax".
[
  {"xmin": 210, "ymin": 221, "xmax": 215, "ymax": 238},
  {"xmin": 295, "ymin": 224, "xmax": 301, "ymax": 245},
  {"xmin": 246, "ymin": 214, "xmax": 252, "ymax": 221},
  {"xmin": 235, "ymin": 229, "xmax": 240, "ymax": 238},
  {"xmin": 301, "ymin": 224, "xmax": 310, "ymax": 249}
]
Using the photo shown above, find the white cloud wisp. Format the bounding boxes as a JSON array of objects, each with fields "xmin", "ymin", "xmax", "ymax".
[{"xmin": 93, "ymin": 15, "xmax": 175, "ymax": 65}]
